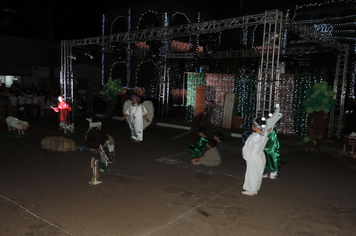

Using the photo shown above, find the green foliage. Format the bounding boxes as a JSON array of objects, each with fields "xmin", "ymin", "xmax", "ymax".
[
  {"xmin": 103, "ymin": 79, "xmax": 123, "ymax": 100},
  {"xmin": 302, "ymin": 81, "xmax": 336, "ymax": 114}
]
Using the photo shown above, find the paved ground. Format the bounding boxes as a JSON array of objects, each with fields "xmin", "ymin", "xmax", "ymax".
[{"xmin": 0, "ymin": 115, "xmax": 356, "ymax": 236}]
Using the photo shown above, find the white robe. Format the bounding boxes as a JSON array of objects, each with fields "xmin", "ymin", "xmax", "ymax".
[
  {"xmin": 242, "ymin": 132, "xmax": 266, "ymax": 192},
  {"xmin": 125, "ymin": 103, "xmax": 148, "ymax": 141}
]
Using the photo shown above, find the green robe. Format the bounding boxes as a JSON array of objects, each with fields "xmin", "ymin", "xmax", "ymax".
[
  {"xmin": 189, "ymin": 137, "xmax": 208, "ymax": 157},
  {"xmin": 264, "ymin": 129, "xmax": 281, "ymax": 172}
]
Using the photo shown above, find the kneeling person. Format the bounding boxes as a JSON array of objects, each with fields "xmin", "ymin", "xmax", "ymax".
[{"xmin": 191, "ymin": 139, "xmax": 221, "ymax": 167}]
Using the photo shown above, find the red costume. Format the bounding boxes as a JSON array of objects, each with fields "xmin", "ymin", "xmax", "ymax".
[{"xmin": 52, "ymin": 102, "xmax": 72, "ymax": 123}]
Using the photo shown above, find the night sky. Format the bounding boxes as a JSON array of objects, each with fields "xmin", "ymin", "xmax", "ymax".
[{"xmin": 0, "ymin": 0, "xmax": 312, "ymax": 41}]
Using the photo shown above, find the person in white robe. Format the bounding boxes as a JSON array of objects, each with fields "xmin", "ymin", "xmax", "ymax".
[
  {"xmin": 121, "ymin": 95, "xmax": 150, "ymax": 142},
  {"xmin": 242, "ymin": 117, "xmax": 266, "ymax": 196}
]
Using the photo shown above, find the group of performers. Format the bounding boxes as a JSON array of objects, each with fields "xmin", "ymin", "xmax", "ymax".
[{"xmin": 50, "ymin": 93, "xmax": 281, "ymax": 197}]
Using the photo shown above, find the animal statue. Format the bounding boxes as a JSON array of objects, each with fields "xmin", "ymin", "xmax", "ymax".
[
  {"xmin": 5, "ymin": 116, "xmax": 30, "ymax": 136},
  {"xmin": 90, "ymin": 157, "xmax": 102, "ymax": 185},
  {"xmin": 63, "ymin": 123, "xmax": 75, "ymax": 134},
  {"xmin": 86, "ymin": 117, "xmax": 102, "ymax": 133}
]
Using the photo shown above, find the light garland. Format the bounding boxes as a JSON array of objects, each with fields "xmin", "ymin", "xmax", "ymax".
[
  {"xmin": 234, "ymin": 75, "xmax": 257, "ymax": 128},
  {"xmin": 109, "ymin": 61, "xmax": 127, "ymax": 85},
  {"xmin": 137, "ymin": 10, "xmax": 159, "ymax": 30},
  {"xmin": 101, "ymin": 14, "xmax": 105, "ymax": 85},
  {"xmin": 293, "ymin": 1, "xmax": 356, "ymax": 98},
  {"xmin": 172, "ymin": 40, "xmax": 193, "ymax": 52},
  {"xmin": 292, "ymin": 74, "xmax": 324, "ymax": 135},
  {"xmin": 110, "ymin": 15, "xmax": 128, "ymax": 34},
  {"xmin": 127, "ymin": 9, "xmax": 131, "ymax": 88},
  {"xmin": 186, "ymin": 73, "xmax": 206, "ymax": 122},
  {"xmin": 205, "ymin": 74, "xmax": 235, "ymax": 126}
]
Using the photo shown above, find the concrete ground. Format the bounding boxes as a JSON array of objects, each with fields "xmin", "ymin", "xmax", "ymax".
[{"xmin": 0, "ymin": 115, "xmax": 355, "ymax": 236}]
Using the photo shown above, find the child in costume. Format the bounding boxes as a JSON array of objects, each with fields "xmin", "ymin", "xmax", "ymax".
[
  {"xmin": 242, "ymin": 117, "xmax": 266, "ymax": 196},
  {"xmin": 50, "ymin": 95, "xmax": 71, "ymax": 129},
  {"xmin": 188, "ymin": 127, "xmax": 208, "ymax": 157},
  {"xmin": 242, "ymin": 105, "xmax": 283, "ymax": 196},
  {"xmin": 213, "ymin": 132, "xmax": 227, "ymax": 160},
  {"xmin": 121, "ymin": 95, "xmax": 150, "ymax": 142},
  {"xmin": 263, "ymin": 128, "xmax": 281, "ymax": 179},
  {"xmin": 191, "ymin": 139, "xmax": 221, "ymax": 167}
]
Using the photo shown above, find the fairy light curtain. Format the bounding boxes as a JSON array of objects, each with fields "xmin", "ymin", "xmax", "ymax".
[
  {"xmin": 234, "ymin": 75, "xmax": 257, "ymax": 129},
  {"xmin": 186, "ymin": 73, "xmax": 206, "ymax": 122},
  {"xmin": 278, "ymin": 74, "xmax": 295, "ymax": 134},
  {"xmin": 206, "ymin": 74, "xmax": 235, "ymax": 126},
  {"xmin": 293, "ymin": 74, "xmax": 324, "ymax": 135}
]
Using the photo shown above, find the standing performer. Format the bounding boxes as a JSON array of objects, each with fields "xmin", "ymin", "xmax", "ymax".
[
  {"xmin": 242, "ymin": 105, "xmax": 283, "ymax": 196},
  {"xmin": 121, "ymin": 95, "xmax": 152, "ymax": 142},
  {"xmin": 263, "ymin": 128, "xmax": 281, "ymax": 179},
  {"xmin": 242, "ymin": 117, "xmax": 266, "ymax": 196},
  {"xmin": 50, "ymin": 95, "xmax": 72, "ymax": 129}
]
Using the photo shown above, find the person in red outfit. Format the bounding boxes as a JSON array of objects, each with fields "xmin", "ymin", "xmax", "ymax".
[{"xmin": 51, "ymin": 96, "xmax": 72, "ymax": 128}]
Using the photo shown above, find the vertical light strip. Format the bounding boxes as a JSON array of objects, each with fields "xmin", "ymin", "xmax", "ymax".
[
  {"xmin": 101, "ymin": 14, "xmax": 105, "ymax": 85},
  {"xmin": 127, "ymin": 9, "xmax": 131, "ymax": 88}
]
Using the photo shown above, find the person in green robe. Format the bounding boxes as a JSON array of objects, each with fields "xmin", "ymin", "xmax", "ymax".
[
  {"xmin": 263, "ymin": 128, "xmax": 281, "ymax": 179},
  {"xmin": 189, "ymin": 127, "xmax": 208, "ymax": 157}
]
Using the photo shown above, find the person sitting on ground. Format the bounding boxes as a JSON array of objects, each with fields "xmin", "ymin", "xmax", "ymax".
[
  {"xmin": 213, "ymin": 132, "xmax": 227, "ymax": 160},
  {"xmin": 188, "ymin": 127, "xmax": 208, "ymax": 157},
  {"xmin": 191, "ymin": 139, "xmax": 221, "ymax": 167}
]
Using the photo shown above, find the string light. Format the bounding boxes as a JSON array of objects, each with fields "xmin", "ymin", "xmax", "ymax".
[
  {"xmin": 101, "ymin": 14, "xmax": 105, "ymax": 85},
  {"xmin": 292, "ymin": 74, "xmax": 324, "ymax": 134}
]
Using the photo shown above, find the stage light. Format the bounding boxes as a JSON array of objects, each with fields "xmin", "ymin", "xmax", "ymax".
[{"xmin": 83, "ymin": 50, "xmax": 97, "ymax": 61}]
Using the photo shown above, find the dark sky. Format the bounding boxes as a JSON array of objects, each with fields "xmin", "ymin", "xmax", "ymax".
[{"xmin": 0, "ymin": 0, "xmax": 311, "ymax": 41}]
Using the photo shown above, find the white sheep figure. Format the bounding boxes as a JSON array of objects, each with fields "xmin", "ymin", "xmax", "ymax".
[{"xmin": 86, "ymin": 117, "xmax": 102, "ymax": 133}]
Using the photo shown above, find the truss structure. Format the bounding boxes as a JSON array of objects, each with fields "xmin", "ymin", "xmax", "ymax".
[
  {"xmin": 61, "ymin": 9, "xmax": 348, "ymax": 138},
  {"xmin": 256, "ymin": 10, "xmax": 283, "ymax": 116}
]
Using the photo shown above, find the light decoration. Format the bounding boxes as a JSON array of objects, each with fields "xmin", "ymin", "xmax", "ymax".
[
  {"xmin": 251, "ymin": 25, "xmax": 257, "ymax": 46},
  {"xmin": 293, "ymin": 1, "xmax": 356, "ymax": 97},
  {"xmin": 109, "ymin": 12, "xmax": 131, "ymax": 87},
  {"xmin": 101, "ymin": 14, "xmax": 105, "ymax": 85},
  {"xmin": 234, "ymin": 75, "xmax": 257, "ymax": 129},
  {"xmin": 127, "ymin": 9, "xmax": 131, "ymax": 88},
  {"xmin": 277, "ymin": 74, "xmax": 295, "ymax": 133},
  {"xmin": 242, "ymin": 16, "xmax": 248, "ymax": 48},
  {"xmin": 205, "ymin": 74, "xmax": 235, "ymax": 126},
  {"xmin": 281, "ymin": 9, "xmax": 290, "ymax": 74},
  {"xmin": 110, "ymin": 15, "xmax": 128, "ymax": 34},
  {"xmin": 137, "ymin": 10, "xmax": 159, "ymax": 30},
  {"xmin": 292, "ymin": 74, "xmax": 323, "ymax": 135},
  {"xmin": 171, "ymin": 40, "xmax": 193, "ymax": 52},
  {"xmin": 136, "ymin": 42, "xmax": 150, "ymax": 51},
  {"xmin": 194, "ymin": 12, "xmax": 201, "ymax": 72},
  {"xmin": 109, "ymin": 61, "xmax": 127, "ymax": 82},
  {"xmin": 161, "ymin": 12, "xmax": 171, "ymax": 56},
  {"xmin": 186, "ymin": 73, "xmax": 206, "ymax": 122},
  {"xmin": 171, "ymin": 89, "xmax": 187, "ymax": 105},
  {"xmin": 135, "ymin": 61, "xmax": 158, "ymax": 89},
  {"xmin": 169, "ymin": 67, "xmax": 184, "ymax": 89},
  {"xmin": 172, "ymin": 12, "xmax": 192, "ymax": 44},
  {"xmin": 295, "ymin": 0, "xmax": 356, "ymax": 10},
  {"xmin": 350, "ymin": 42, "xmax": 356, "ymax": 99}
]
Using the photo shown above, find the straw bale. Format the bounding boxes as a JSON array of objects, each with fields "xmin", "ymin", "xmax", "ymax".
[{"xmin": 41, "ymin": 136, "xmax": 76, "ymax": 152}]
